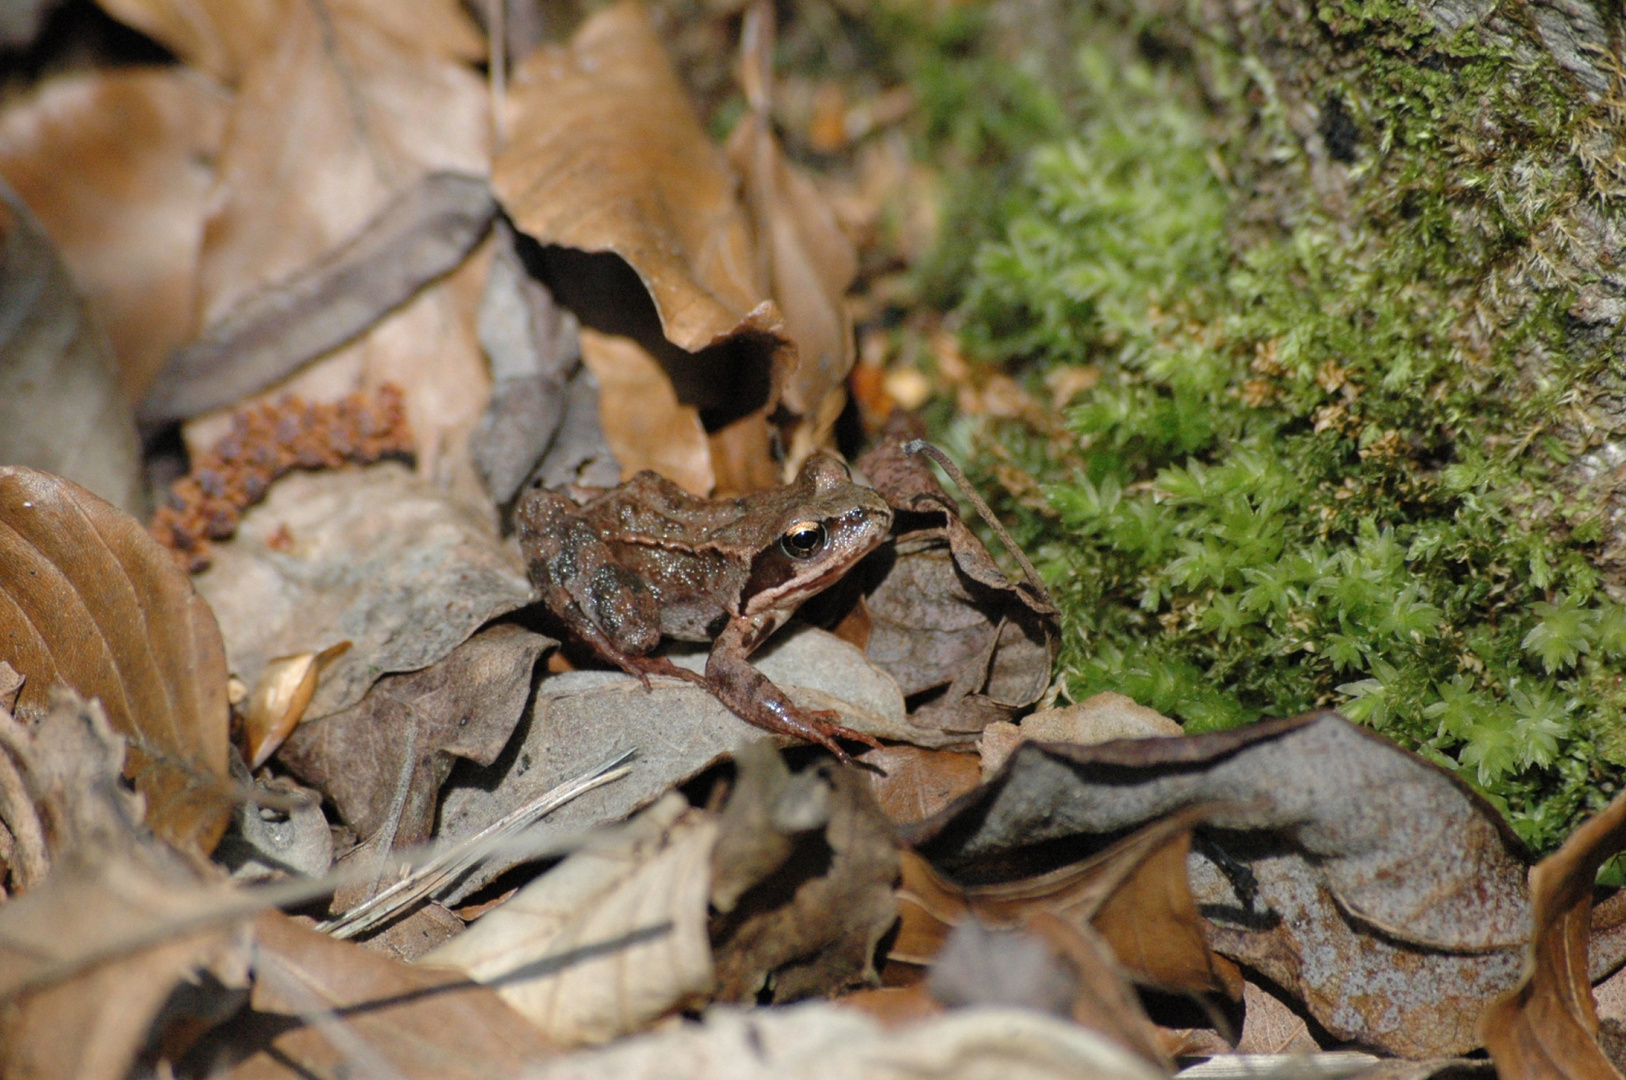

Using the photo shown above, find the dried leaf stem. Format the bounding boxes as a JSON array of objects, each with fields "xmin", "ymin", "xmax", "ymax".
[{"xmin": 902, "ymin": 439, "xmax": 1051, "ymax": 604}]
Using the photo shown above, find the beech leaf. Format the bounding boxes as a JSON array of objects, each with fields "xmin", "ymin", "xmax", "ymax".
[
  {"xmin": 909, "ymin": 711, "xmax": 1532, "ymax": 1056},
  {"xmin": 0, "ymin": 467, "xmax": 232, "ymax": 854},
  {"xmin": 421, "ymin": 794, "xmax": 718, "ymax": 1046}
]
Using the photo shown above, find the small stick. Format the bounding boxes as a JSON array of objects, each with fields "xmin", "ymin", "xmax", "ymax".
[{"xmin": 902, "ymin": 439, "xmax": 1052, "ymax": 604}]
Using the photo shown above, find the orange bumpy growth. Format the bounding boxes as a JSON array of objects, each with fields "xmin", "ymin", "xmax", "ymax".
[{"xmin": 151, "ymin": 385, "xmax": 414, "ymax": 571}]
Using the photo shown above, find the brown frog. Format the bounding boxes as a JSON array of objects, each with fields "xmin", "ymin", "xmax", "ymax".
[{"xmin": 516, "ymin": 455, "xmax": 894, "ymax": 761}]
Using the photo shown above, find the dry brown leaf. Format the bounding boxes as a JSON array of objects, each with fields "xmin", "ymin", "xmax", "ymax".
[
  {"xmin": 1480, "ymin": 789, "xmax": 1626, "ymax": 1080},
  {"xmin": 579, "ymin": 328, "xmax": 714, "ymax": 496},
  {"xmin": 493, "ymin": 0, "xmax": 794, "ymax": 492},
  {"xmin": 0, "ymin": 185, "xmax": 145, "ymax": 518},
  {"xmin": 910, "ymin": 712, "xmax": 1532, "ymax": 1056},
  {"xmin": 981, "ymin": 694, "xmax": 1184, "ymax": 777},
  {"xmin": 195, "ymin": 0, "xmax": 486, "ymax": 325},
  {"xmin": 436, "ymin": 625, "xmax": 925, "ymax": 903},
  {"xmin": 1234, "ymin": 981, "xmax": 1318, "ymax": 1054},
  {"xmin": 420, "ymin": 793, "xmax": 717, "ymax": 1046},
  {"xmin": 856, "ymin": 426, "xmax": 1058, "ymax": 733},
  {"xmin": 0, "ymin": 67, "xmax": 227, "ymax": 401},
  {"xmin": 858, "ymin": 744, "xmax": 983, "ymax": 825},
  {"xmin": 145, "ymin": 172, "xmax": 495, "ymax": 426},
  {"xmin": 241, "ymin": 641, "xmax": 350, "ymax": 770},
  {"xmin": 167, "ymin": 0, "xmax": 492, "ymax": 496},
  {"xmin": 711, "ymin": 759, "xmax": 900, "ymax": 1003},
  {"xmin": 516, "ymin": 1002, "xmax": 1169, "ymax": 1080},
  {"xmin": 0, "ymin": 467, "xmax": 231, "ymax": 855},
  {"xmin": 193, "ymin": 462, "xmax": 534, "ymax": 724},
  {"xmin": 726, "ymin": 2, "xmax": 859, "ymax": 458},
  {"xmin": 215, "ymin": 910, "xmax": 555, "ymax": 1079},
  {"xmin": 892, "ymin": 808, "xmax": 1239, "ymax": 1005},
  {"xmin": 277, "ymin": 624, "xmax": 548, "ymax": 851},
  {"xmin": 97, "ymin": 0, "xmax": 484, "ymax": 85},
  {"xmin": 933, "ymin": 914, "xmax": 1175, "ymax": 1071},
  {"xmin": 0, "ymin": 691, "xmax": 250, "ymax": 1080}
]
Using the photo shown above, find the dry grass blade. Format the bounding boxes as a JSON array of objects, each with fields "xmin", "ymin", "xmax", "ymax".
[
  {"xmin": 1480, "ymin": 789, "xmax": 1626, "ymax": 1080},
  {"xmin": 0, "ymin": 691, "xmax": 250, "ymax": 1080},
  {"xmin": 421, "ymin": 793, "xmax": 716, "ymax": 1046},
  {"xmin": 0, "ymin": 466, "xmax": 231, "ymax": 855},
  {"xmin": 320, "ymin": 750, "xmax": 636, "ymax": 939}
]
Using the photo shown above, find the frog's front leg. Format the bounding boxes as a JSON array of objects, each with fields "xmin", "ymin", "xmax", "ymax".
[
  {"xmin": 705, "ymin": 618, "xmax": 883, "ymax": 764},
  {"xmin": 516, "ymin": 487, "xmax": 706, "ymax": 689}
]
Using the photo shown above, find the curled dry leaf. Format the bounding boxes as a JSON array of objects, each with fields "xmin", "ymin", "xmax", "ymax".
[
  {"xmin": 579, "ymin": 327, "xmax": 714, "ymax": 496},
  {"xmin": 0, "ymin": 691, "xmax": 250, "ymax": 1080},
  {"xmin": 520, "ymin": 1003, "xmax": 1168, "ymax": 1080},
  {"xmin": 420, "ymin": 793, "xmax": 717, "ymax": 1046},
  {"xmin": 161, "ymin": 0, "xmax": 493, "ymax": 499},
  {"xmin": 979, "ymin": 693, "xmax": 1184, "ymax": 777},
  {"xmin": 193, "ymin": 462, "xmax": 534, "ymax": 724},
  {"xmin": 710, "ymin": 750, "xmax": 901, "ymax": 1004},
  {"xmin": 276, "ymin": 624, "xmax": 549, "ymax": 852},
  {"xmin": 909, "ymin": 712, "xmax": 1531, "ymax": 1056},
  {"xmin": 0, "ymin": 467, "xmax": 232, "ymax": 855},
  {"xmin": 474, "ymin": 218, "xmax": 620, "ymax": 506},
  {"xmin": 211, "ymin": 910, "xmax": 554, "ymax": 1080},
  {"xmin": 893, "ymin": 807, "xmax": 1239, "ymax": 1008},
  {"xmin": 855, "ymin": 429, "xmax": 1058, "ymax": 734},
  {"xmin": 144, "ymin": 171, "xmax": 496, "ymax": 425},
  {"xmin": 725, "ymin": 2, "xmax": 859, "ymax": 459},
  {"xmin": 1479, "ymin": 789, "xmax": 1626, "ymax": 1080},
  {"xmin": 0, "ymin": 183, "xmax": 145, "ymax": 517},
  {"xmin": 493, "ymin": 0, "xmax": 794, "ymax": 492},
  {"xmin": 436, "ymin": 625, "xmax": 924, "ymax": 903},
  {"xmin": 241, "ymin": 641, "xmax": 351, "ymax": 769},
  {"xmin": 0, "ymin": 66, "xmax": 227, "ymax": 400}
]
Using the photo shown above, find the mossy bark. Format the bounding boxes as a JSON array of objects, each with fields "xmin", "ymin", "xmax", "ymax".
[{"xmin": 1170, "ymin": 0, "xmax": 1626, "ymax": 564}]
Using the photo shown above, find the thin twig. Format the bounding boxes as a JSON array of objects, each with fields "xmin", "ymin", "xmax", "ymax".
[
  {"xmin": 2, "ymin": 752, "xmax": 634, "ymax": 997},
  {"xmin": 319, "ymin": 748, "xmax": 636, "ymax": 939},
  {"xmin": 363, "ymin": 700, "xmax": 420, "ymax": 902},
  {"xmin": 902, "ymin": 439, "xmax": 1053, "ymax": 603}
]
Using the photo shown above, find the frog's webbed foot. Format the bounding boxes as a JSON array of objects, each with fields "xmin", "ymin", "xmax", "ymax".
[
  {"xmin": 780, "ymin": 708, "xmax": 885, "ymax": 766},
  {"xmin": 704, "ymin": 631, "xmax": 882, "ymax": 765}
]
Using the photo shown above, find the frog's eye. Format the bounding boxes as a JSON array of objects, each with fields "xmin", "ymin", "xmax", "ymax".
[{"xmin": 780, "ymin": 521, "xmax": 827, "ymax": 559}]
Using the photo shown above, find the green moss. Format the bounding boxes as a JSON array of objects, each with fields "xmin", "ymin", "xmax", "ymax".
[{"xmin": 951, "ymin": 15, "xmax": 1626, "ymax": 851}]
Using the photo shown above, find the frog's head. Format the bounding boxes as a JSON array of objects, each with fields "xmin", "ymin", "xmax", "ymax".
[{"xmin": 739, "ymin": 455, "xmax": 893, "ymax": 618}]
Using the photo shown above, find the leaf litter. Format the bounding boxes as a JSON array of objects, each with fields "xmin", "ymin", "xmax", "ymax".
[{"xmin": 6, "ymin": 2, "xmax": 1626, "ymax": 1079}]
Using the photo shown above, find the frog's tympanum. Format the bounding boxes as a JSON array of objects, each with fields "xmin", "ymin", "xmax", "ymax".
[{"xmin": 517, "ymin": 455, "xmax": 894, "ymax": 760}]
